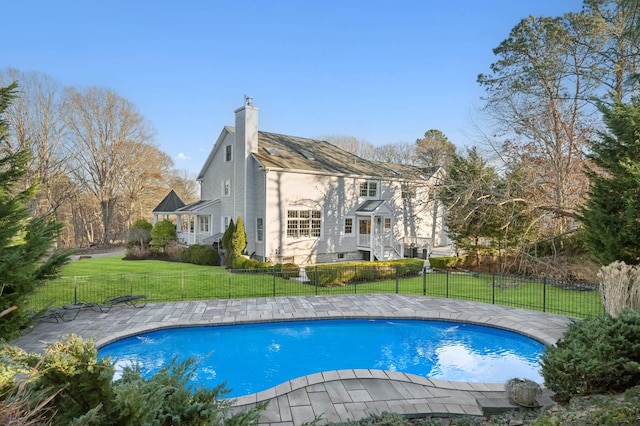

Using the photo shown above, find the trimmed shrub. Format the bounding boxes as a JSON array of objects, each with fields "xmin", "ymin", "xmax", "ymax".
[
  {"xmin": 428, "ymin": 256, "xmax": 458, "ymax": 269},
  {"xmin": 233, "ymin": 257, "xmax": 273, "ymax": 271},
  {"xmin": 232, "ymin": 256, "xmax": 252, "ymax": 269},
  {"xmin": 306, "ymin": 266, "xmax": 342, "ymax": 286},
  {"xmin": 305, "ymin": 259, "xmax": 423, "ymax": 286},
  {"xmin": 150, "ymin": 219, "xmax": 176, "ymax": 254},
  {"xmin": 540, "ymin": 309, "xmax": 640, "ymax": 401},
  {"xmin": 180, "ymin": 245, "xmax": 218, "ymax": 266},
  {"xmin": 276, "ymin": 262, "xmax": 300, "ymax": 279}
]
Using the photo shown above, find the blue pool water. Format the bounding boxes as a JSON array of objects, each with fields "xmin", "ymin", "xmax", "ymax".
[{"xmin": 98, "ymin": 319, "xmax": 545, "ymax": 397}]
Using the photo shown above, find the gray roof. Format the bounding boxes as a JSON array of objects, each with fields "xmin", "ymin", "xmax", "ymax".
[
  {"xmin": 153, "ymin": 190, "xmax": 185, "ymax": 213},
  {"xmin": 176, "ymin": 200, "xmax": 211, "ymax": 212},
  {"xmin": 356, "ymin": 200, "xmax": 386, "ymax": 212},
  {"xmin": 253, "ymin": 131, "xmax": 427, "ymax": 178}
]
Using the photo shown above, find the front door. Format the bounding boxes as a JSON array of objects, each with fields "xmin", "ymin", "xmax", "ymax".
[{"xmin": 358, "ymin": 218, "xmax": 371, "ymax": 247}]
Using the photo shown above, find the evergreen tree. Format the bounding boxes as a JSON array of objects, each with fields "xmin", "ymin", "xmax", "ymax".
[
  {"xmin": 438, "ymin": 148, "xmax": 501, "ymax": 262},
  {"xmin": 581, "ymin": 99, "xmax": 640, "ymax": 265},
  {"xmin": 149, "ymin": 219, "xmax": 176, "ymax": 253},
  {"xmin": 0, "ymin": 83, "xmax": 71, "ymax": 340},
  {"xmin": 221, "ymin": 219, "xmax": 235, "ymax": 267},
  {"xmin": 232, "ymin": 216, "xmax": 247, "ymax": 258}
]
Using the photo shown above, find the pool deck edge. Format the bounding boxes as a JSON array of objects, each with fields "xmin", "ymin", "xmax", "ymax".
[{"xmin": 12, "ymin": 294, "xmax": 571, "ymax": 425}]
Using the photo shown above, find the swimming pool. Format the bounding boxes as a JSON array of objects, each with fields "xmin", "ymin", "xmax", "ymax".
[{"xmin": 98, "ymin": 319, "xmax": 545, "ymax": 398}]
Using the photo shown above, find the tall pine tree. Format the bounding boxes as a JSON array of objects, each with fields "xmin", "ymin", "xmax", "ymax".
[
  {"xmin": 0, "ymin": 83, "xmax": 71, "ymax": 340},
  {"xmin": 581, "ymin": 99, "xmax": 640, "ymax": 265}
]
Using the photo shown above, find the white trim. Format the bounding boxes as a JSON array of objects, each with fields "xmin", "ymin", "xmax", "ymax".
[
  {"xmin": 286, "ymin": 207, "xmax": 323, "ymax": 240},
  {"xmin": 343, "ymin": 216, "xmax": 354, "ymax": 236},
  {"xmin": 359, "ymin": 180, "xmax": 378, "ymax": 198},
  {"xmin": 256, "ymin": 217, "xmax": 264, "ymax": 243},
  {"xmin": 225, "ymin": 144, "xmax": 233, "ymax": 162},
  {"xmin": 221, "ymin": 216, "xmax": 231, "ymax": 233}
]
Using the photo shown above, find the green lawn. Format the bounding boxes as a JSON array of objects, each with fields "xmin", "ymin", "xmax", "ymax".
[{"xmin": 28, "ymin": 256, "xmax": 603, "ymax": 319}]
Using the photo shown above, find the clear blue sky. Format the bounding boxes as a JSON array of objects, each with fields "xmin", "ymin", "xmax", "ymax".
[{"xmin": 4, "ymin": 0, "xmax": 584, "ymax": 173}]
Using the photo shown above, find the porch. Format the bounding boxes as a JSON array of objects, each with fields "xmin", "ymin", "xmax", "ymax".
[{"xmin": 355, "ymin": 200, "xmax": 403, "ymax": 261}]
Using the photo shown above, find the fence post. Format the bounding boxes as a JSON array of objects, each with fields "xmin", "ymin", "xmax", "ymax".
[
  {"xmin": 446, "ymin": 270, "xmax": 449, "ymax": 298},
  {"xmin": 228, "ymin": 274, "xmax": 232, "ymax": 299},
  {"xmin": 395, "ymin": 266, "xmax": 399, "ymax": 294},
  {"xmin": 181, "ymin": 271, "xmax": 185, "ymax": 301},
  {"xmin": 422, "ymin": 267, "xmax": 426, "ymax": 296},
  {"xmin": 273, "ymin": 267, "xmax": 276, "ymax": 297},
  {"xmin": 354, "ymin": 265, "xmax": 357, "ymax": 294},
  {"xmin": 543, "ymin": 277, "xmax": 547, "ymax": 313},
  {"xmin": 73, "ymin": 275, "xmax": 77, "ymax": 304},
  {"xmin": 354, "ymin": 265, "xmax": 358, "ymax": 294},
  {"xmin": 130, "ymin": 272, "xmax": 133, "ymax": 295},
  {"xmin": 492, "ymin": 273, "xmax": 495, "ymax": 305},
  {"xmin": 315, "ymin": 266, "xmax": 318, "ymax": 296}
]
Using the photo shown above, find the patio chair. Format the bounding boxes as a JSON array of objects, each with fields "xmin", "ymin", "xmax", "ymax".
[
  {"xmin": 37, "ymin": 307, "xmax": 68, "ymax": 323},
  {"xmin": 97, "ymin": 295, "xmax": 147, "ymax": 313}
]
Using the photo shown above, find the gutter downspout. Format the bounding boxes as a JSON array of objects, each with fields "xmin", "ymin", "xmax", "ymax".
[{"xmin": 263, "ymin": 167, "xmax": 269, "ymax": 262}]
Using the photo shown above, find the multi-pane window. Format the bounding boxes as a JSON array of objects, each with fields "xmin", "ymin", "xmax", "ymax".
[
  {"xmin": 225, "ymin": 145, "xmax": 232, "ymax": 162},
  {"xmin": 222, "ymin": 216, "xmax": 230, "ymax": 232},
  {"xmin": 384, "ymin": 217, "xmax": 391, "ymax": 229},
  {"xmin": 287, "ymin": 209, "xmax": 322, "ymax": 238},
  {"xmin": 401, "ymin": 183, "xmax": 416, "ymax": 199},
  {"xmin": 344, "ymin": 217, "xmax": 353, "ymax": 235},
  {"xmin": 199, "ymin": 216, "xmax": 209, "ymax": 232},
  {"xmin": 223, "ymin": 180, "xmax": 231, "ymax": 196},
  {"xmin": 256, "ymin": 218, "xmax": 264, "ymax": 242},
  {"xmin": 359, "ymin": 181, "xmax": 378, "ymax": 197}
]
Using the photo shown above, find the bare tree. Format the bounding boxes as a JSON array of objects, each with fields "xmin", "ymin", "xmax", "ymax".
[
  {"xmin": 168, "ymin": 169, "xmax": 200, "ymax": 204},
  {"xmin": 322, "ymin": 135, "xmax": 376, "ymax": 160},
  {"xmin": 119, "ymin": 142, "xmax": 174, "ymax": 227},
  {"xmin": 63, "ymin": 86, "xmax": 154, "ymax": 245},
  {"xmin": 372, "ymin": 142, "xmax": 416, "ymax": 165},
  {"xmin": 478, "ymin": 14, "xmax": 599, "ymax": 236},
  {"xmin": 0, "ymin": 68, "xmax": 73, "ymax": 216}
]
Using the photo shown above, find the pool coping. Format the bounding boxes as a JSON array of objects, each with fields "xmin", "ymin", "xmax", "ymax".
[{"xmin": 13, "ymin": 294, "xmax": 573, "ymax": 424}]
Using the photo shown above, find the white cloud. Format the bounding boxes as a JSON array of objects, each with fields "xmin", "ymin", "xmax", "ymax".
[{"xmin": 177, "ymin": 152, "xmax": 191, "ymax": 161}]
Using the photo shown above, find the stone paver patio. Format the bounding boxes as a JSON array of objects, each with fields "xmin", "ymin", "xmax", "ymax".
[{"xmin": 12, "ymin": 294, "xmax": 573, "ymax": 425}]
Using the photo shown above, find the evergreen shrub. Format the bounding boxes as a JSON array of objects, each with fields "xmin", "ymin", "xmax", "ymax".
[
  {"xmin": 181, "ymin": 244, "xmax": 219, "ymax": 266},
  {"xmin": 540, "ymin": 309, "xmax": 640, "ymax": 401},
  {"xmin": 305, "ymin": 259, "xmax": 422, "ymax": 286},
  {"xmin": 0, "ymin": 335, "xmax": 264, "ymax": 425},
  {"xmin": 276, "ymin": 262, "xmax": 299, "ymax": 279},
  {"xmin": 428, "ymin": 256, "xmax": 458, "ymax": 269},
  {"xmin": 150, "ymin": 220, "xmax": 176, "ymax": 254},
  {"xmin": 232, "ymin": 256, "xmax": 254, "ymax": 269}
]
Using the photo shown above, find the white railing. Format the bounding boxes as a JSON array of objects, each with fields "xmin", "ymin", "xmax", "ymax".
[
  {"xmin": 177, "ymin": 231, "xmax": 210, "ymax": 246},
  {"xmin": 358, "ymin": 234, "xmax": 371, "ymax": 247}
]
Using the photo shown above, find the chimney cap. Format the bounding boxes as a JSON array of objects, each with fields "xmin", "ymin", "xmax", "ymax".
[{"xmin": 244, "ymin": 95, "xmax": 253, "ymax": 106}]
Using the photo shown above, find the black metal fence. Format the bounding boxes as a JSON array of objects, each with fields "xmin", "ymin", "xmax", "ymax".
[{"xmin": 29, "ymin": 265, "xmax": 604, "ymax": 319}]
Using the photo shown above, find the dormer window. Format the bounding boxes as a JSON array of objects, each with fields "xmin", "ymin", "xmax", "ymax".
[
  {"xmin": 359, "ymin": 181, "xmax": 378, "ymax": 197},
  {"xmin": 225, "ymin": 145, "xmax": 232, "ymax": 162}
]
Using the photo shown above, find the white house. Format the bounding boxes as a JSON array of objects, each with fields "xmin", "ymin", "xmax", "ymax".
[{"xmin": 153, "ymin": 98, "xmax": 448, "ymax": 265}]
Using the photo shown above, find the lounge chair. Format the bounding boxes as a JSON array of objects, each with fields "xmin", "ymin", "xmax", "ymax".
[
  {"xmin": 38, "ymin": 307, "xmax": 67, "ymax": 323},
  {"xmin": 97, "ymin": 295, "xmax": 147, "ymax": 313}
]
